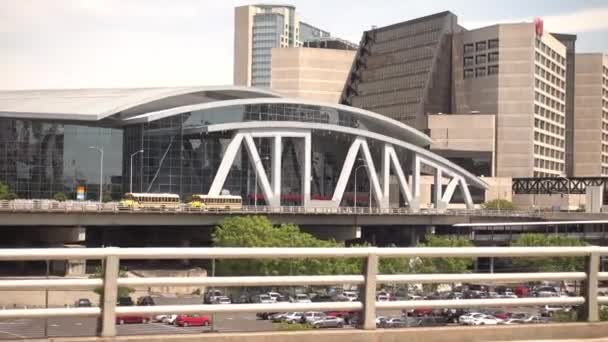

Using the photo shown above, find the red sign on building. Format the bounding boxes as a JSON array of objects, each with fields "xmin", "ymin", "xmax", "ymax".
[{"xmin": 534, "ymin": 17, "xmax": 544, "ymax": 37}]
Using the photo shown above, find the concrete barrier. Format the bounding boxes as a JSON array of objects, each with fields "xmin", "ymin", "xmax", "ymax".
[{"xmin": 9, "ymin": 322, "xmax": 608, "ymax": 342}]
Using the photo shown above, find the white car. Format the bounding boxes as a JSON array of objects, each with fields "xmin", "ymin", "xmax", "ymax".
[
  {"xmin": 270, "ymin": 312, "xmax": 288, "ymax": 322},
  {"xmin": 283, "ymin": 312, "xmax": 305, "ymax": 323},
  {"xmin": 500, "ymin": 291, "xmax": 518, "ymax": 299},
  {"xmin": 458, "ymin": 312, "xmax": 481, "ymax": 325},
  {"xmin": 154, "ymin": 314, "xmax": 178, "ymax": 324},
  {"xmin": 214, "ymin": 296, "xmax": 231, "ymax": 304},
  {"xmin": 311, "ymin": 316, "xmax": 345, "ymax": 328},
  {"xmin": 267, "ymin": 292, "xmax": 282, "ymax": 302},
  {"xmin": 293, "ymin": 294, "xmax": 311, "ymax": 303},
  {"xmin": 468, "ymin": 314, "xmax": 501, "ymax": 325},
  {"xmin": 342, "ymin": 291, "xmax": 359, "ymax": 302},
  {"xmin": 499, "ymin": 318, "xmax": 524, "ymax": 325},
  {"xmin": 257, "ymin": 294, "xmax": 275, "ymax": 304},
  {"xmin": 303, "ymin": 311, "xmax": 326, "ymax": 323},
  {"xmin": 376, "ymin": 294, "xmax": 390, "ymax": 302}
]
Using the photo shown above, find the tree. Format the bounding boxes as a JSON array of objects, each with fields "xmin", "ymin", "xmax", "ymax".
[
  {"xmin": 212, "ymin": 216, "xmax": 364, "ymax": 276},
  {"xmin": 412, "ymin": 235, "xmax": 475, "ymax": 274},
  {"xmin": 511, "ymin": 234, "xmax": 587, "ymax": 272},
  {"xmin": 0, "ymin": 181, "xmax": 17, "ymax": 200},
  {"xmin": 90, "ymin": 266, "xmax": 135, "ymax": 299},
  {"xmin": 102, "ymin": 193, "xmax": 113, "ymax": 203},
  {"xmin": 483, "ymin": 199, "xmax": 516, "ymax": 210},
  {"xmin": 53, "ymin": 192, "xmax": 68, "ymax": 202}
]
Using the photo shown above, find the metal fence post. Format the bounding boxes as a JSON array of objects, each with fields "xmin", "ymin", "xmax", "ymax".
[
  {"xmin": 100, "ymin": 254, "xmax": 119, "ymax": 337},
  {"xmin": 583, "ymin": 249, "xmax": 600, "ymax": 322},
  {"xmin": 362, "ymin": 249, "xmax": 378, "ymax": 330}
]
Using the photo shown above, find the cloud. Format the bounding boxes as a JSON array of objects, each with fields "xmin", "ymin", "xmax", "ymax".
[{"xmin": 464, "ymin": 6, "xmax": 608, "ymax": 33}]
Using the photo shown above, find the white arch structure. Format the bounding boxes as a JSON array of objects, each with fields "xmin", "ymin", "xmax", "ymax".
[{"xmin": 204, "ymin": 121, "xmax": 487, "ymax": 212}]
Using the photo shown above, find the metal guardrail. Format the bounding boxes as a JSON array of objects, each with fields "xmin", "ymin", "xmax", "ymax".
[
  {"xmin": 0, "ymin": 246, "xmax": 604, "ymax": 337},
  {"xmin": 0, "ymin": 200, "xmax": 541, "ymax": 217}
]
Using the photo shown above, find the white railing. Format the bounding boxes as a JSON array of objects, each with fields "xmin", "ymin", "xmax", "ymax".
[
  {"xmin": 0, "ymin": 246, "xmax": 604, "ymax": 337},
  {"xmin": 0, "ymin": 200, "xmax": 541, "ymax": 217}
]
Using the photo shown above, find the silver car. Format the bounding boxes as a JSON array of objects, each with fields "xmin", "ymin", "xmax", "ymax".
[{"xmin": 312, "ymin": 316, "xmax": 345, "ymax": 328}]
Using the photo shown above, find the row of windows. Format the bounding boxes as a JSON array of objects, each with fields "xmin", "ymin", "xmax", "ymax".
[
  {"xmin": 534, "ymin": 130, "xmax": 565, "ymax": 149},
  {"xmin": 603, "ymin": 66, "xmax": 608, "ymax": 77},
  {"xmin": 534, "ymin": 145, "xmax": 565, "ymax": 161},
  {"xmin": 463, "ymin": 65, "xmax": 499, "ymax": 79},
  {"xmin": 535, "ymin": 65, "xmax": 565, "ymax": 91},
  {"xmin": 364, "ymin": 58, "xmax": 432, "ymax": 81},
  {"xmin": 602, "ymin": 167, "xmax": 608, "ymax": 176},
  {"xmin": 357, "ymin": 73, "xmax": 427, "ymax": 96},
  {"xmin": 535, "ymin": 105, "xmax": 565, "ymax": 126},
  {"xmin": 535, "ymin": 78, "xmax": 565, "ymax": 102},
  {"xmin": 534, "ymin": 118, "xmax": 565, "ymax": 137},
  {"xmin": 534, "ymin": 51, "xmax": 565, "ymax": 78},
  {"xmin": 463, "ymin": 52, "xmax": 499, "ymax": 67},
  {"xmin": 534, "ymin": 171, "xmax": 563, "ymax": 177},
  {"xmin": 535, "ymin": 91, "xmax": 565, "ymax": 114},
  {"xmin": 535, "ymin": 38, "xmax": 566, "ymax": 66},
  {"xmin": 366, "ymin": 47, "xmax": 434, "ymax": 69},
  {"xmin": 463, "ymin": 39, "xmax": 499, "ymax": 54},
  {"xmin": 534, "ymin": 158, "xmax": 565, "ymax": 172},
  {"xmin": 352, "ymin": 87, "xmax": 424, "ymax": 108}
]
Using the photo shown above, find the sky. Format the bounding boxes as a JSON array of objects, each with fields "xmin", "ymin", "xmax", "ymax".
[{"xmin": 1, "ymin": 0, "xmax": 607, "ymax": 90}]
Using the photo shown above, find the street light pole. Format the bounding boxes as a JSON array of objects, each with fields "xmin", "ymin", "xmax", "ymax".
[
  {"xmin": 253, "ymin": 156, "xmax": 269, "ymax": 208},
  {"xmin": 89, "ymin": 146, "xmax": 104, "ymax": 203},
  {"xmin": 129, "ymin": 150, "xmax": 144, "ymax": 193}
]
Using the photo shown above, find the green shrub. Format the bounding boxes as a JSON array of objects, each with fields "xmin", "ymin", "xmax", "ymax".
[
  {"xmin": 274, "ymin": 322, "xmax": 312, "ymax": 331},
  {"xmin": 53, "ymin": 192, "xmax": 68, "ymax": 201}
]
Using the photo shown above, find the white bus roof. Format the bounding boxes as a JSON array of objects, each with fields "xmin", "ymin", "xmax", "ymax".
[
  {"xmin": 125, "ymin": 193, "xmax": 180, "ymax": 198},
  {"xmin": 192, "ymin": 194, "xmax": 242, "ymax": 199}
]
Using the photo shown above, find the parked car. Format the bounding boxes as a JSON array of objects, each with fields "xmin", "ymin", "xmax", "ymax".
[
  {"xmin": 301, "ymin": 311, "xmax": 326, "ymax": 324},
  {"xmin": 267, "ymin": 292, "xmax": 284, "ymax": 302},
  {"xmin": 117, "ymin": 296, "xmax": 134, "ymax": 306},
  {"xmin": 311, "ymin": 316, "xmax": 345, "ymax": 328},
  {"xmin": 412, "ymin": 307, "xmax": 435, "ymax": 317},
  {"xmin": 75, "ymin": 298, "xmax": 92, "ymax": 307},
  {"xmin": 324, "ymin": 310, "xmax": 356, "ymax": 324},
  {"xmin": 154, "ymin": 314, "xmax": 178, "ymax": 324},
  {"xmin": 376, "ymin": 294, "xmax": 390, "ymax": 302},
  {"xmin": 282, "ymin": 312, "xmax": 304, "ymax": 324},
  {"xmin": 342, "ymin": 291, "xmax": 359, "ymax": 302},
  {"xmin": 379, "ymin": 317, "xmax": 409, "ymax": 328},
  {"xmin": 467, "ymin": 314, "xmax": 501, "ymax": 325},
  {"xmin": 414, "ymin": 316, "xmax": 448, "ymax": 327},
  {"xmin": 540, "ymin": 305, "xmax": 571, "ymax": 317},
  {"xmin": 205, "ymin": 289, "xmax": 223, "ymax": 304},
  {"xmin": 137, "ymin": 296, "xmax": 155, "ymax": 306},
  {"xmin": 292, "ymin": 294, "xmax": 312, "ymax": 303},
  {"xmin": 116, "ymin": 315, "xmax": 149, "ymax": 324},
  {"xmin": 499, "ymin": 318, "xmax": 524, "ymax": 325},
  {"xmin": 311, "ymin": 295, "xmax": 333, "ymax": 302},
  {"xmin": 256, "ymin": 294, "xmax": 275, "ymax": 304},
  {"xmin": 175, "ymin": 314, "xmax": 212, "ymax": 327},
  {"xmin": 534, "ymin": 286, "xmax": 559, "ymax": 297},
  {"xmin": 458, "ymin": 312, "xmax": 482, "ymax": 325},
  {"xmin": 523, "ymin": 315, "xmax": 549, "ymax": 324},
  {"xmin": 212, "ymin": 296, "xmax": 231, "ymax": 304}
]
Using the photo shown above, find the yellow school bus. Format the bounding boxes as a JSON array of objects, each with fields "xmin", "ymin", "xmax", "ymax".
[
  {"xmin": 120, "ymin": 193, "xmax": 181, "ymax": 210},
  {"xmin": 188, "ymin": 194, "xmax": 242, "ymax": 211}
]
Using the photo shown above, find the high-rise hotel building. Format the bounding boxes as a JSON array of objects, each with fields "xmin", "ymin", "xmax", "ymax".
[{"xmin": 453, "ymin": 22, "xmax": 567, "ymax": 177}]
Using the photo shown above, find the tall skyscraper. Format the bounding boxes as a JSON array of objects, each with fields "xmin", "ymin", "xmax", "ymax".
[
  {"xmin": 341, "ymin": 11, "xmax": 461, "ymax": 132},
  {"xmin": 573, "ymin": 53, "xmax": 608, "ymax": 176},
  {"xmin": 234, "ymin": 4, "xmax": 330, "ymax": 88}
]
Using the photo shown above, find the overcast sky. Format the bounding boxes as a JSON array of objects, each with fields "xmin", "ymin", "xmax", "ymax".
[{"xmin": 1, "ymin": 0, "xmax": 607, "ymax": 90}]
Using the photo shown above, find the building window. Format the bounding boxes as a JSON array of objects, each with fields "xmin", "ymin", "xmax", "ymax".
[
  {"xmin": 488, "ymin": 52, "xmax": 499, "ymax": 63},
  {"xmin": 464, "ymin": 69, "xmax": 474, "ymax": 79},
  {"xmin": 464, "ymin": 44, "xmax": 474, "ymax": 54},
  {"xmin": 488, "ymin": 39, "xmax": 499, "ymax": 49},
  {"xmin": 488, "ymin": 65, "xmax": 499, "ymax": 75},
  {"xmin": 476, "ymin": 41, "xmax": 487, "ymax": 52},
  {"xmin": 464, "ymin": 56, "xmax": 474, "ymax": 67},
  {"xmin": 476, "ymin": 54, "xmax": 487, "ymax": 64},
  {"xmin": 475, "ymin": 67, "xmax": 486, "ymax": 78}
]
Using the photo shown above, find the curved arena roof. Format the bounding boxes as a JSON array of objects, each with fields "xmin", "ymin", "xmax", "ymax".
[{"xmin": 0, "ymin": 86, "xmax": 280, "ymax": 121}]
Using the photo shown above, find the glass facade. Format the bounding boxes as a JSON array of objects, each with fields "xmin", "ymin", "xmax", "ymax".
[{"xmin": 0, "ymin": 119, "xmax": 123, "ymax": 200}]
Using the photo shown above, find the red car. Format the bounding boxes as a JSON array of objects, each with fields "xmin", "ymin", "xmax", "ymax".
[
  {"xmin": 116, "ymin": 315, "xmax": 149, "ymax": 324},
  {"xmin": 175, "ymin": 314, "xmax": 212, "ymax": 327},
  {"xmin": 413, "ymin": 308, "xmax": 434, "ymax": 317}
]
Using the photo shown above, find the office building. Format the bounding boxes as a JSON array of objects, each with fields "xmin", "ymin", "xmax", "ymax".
[
  {"xmin": 341, "ymin": 11, "xmax": 461, "ymax": 131},
  {"xmin": 573, "ymin": 53, "xmax": 608, "ymax": 176},
  {"xmin": 453, "ymin": 22, "xmax": 567, "ymax": 178},
  {"xmin": 270, "ymin": 38, "xmax": 356, "ymax": 103},
  {"xmin": 234, "ymin": 4, "xmax": 330, "ymax": 88}
]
